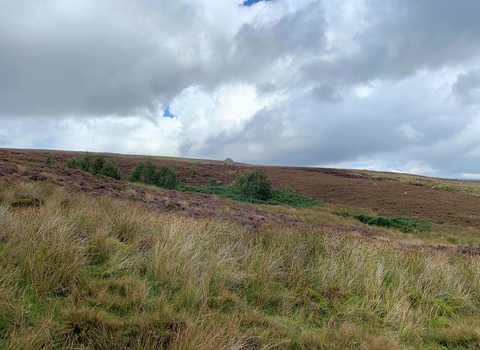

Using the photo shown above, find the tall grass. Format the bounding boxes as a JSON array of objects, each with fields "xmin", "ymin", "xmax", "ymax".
[{"xmin": 0, "ymin": 181, "xmax": 479, "ymax": 349}]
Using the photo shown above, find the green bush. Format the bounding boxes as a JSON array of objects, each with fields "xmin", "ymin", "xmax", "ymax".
[
  {"xmin": 91, "ymin": 155, "xmax": 106, "ymax": 175},
  {"xmin": 209, "ymin": 177, "xmax": 219, "ymax": 187},
  {"xmin": 237, "ymin": 171, "xmax": 272, "ymax": 202},
  {"xmin": 333, "ymin": 212, "xmax": 432, "ymax": 232},
  {"xmin": 79, "ymin": 152, "xmax": 93, "ymax": 172},
  {"xmin": 144, "ymin": 158, "xmax": 157, "ymax": 185},
  {"xmin": 127, "ymin": 160, "xmax": 178, "ymax": 189},
  {"xmin": 128, "ymin": 162, "xmax": 146, "ymax": 183},
  {"xmin": 64, "ymin": 154, "xmax": 121, "ymax": 180},
  {"xmin": 65, "ymin": 157, "xmax": 79, "ymax": 169},
  {"xmin": 99, "ymin": 161, "xmax": 122, "ymax": 180},
  {"xmin": 156, "ymin": 166, "xmax": 179, "ymax": 190},
  {"xmin": 45, "ymin": 154, "xmax": 52, "ymax": 165}
]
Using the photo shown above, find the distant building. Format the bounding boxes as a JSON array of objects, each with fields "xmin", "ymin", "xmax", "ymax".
[{"xmin": 223, "ymin": 158, "xmax": 234, "ymax": 166}]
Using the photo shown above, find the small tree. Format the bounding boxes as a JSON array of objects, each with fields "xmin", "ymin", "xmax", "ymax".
[
  {"xmin": 91, "ymin": 155, "xmax": 106, "ymax": 175},
  {"xmin": 79, "ymin": 152, "xmax": 93, "ymax": 172},
  {"xmin": 65, "ymin": 157, "xmax": 79, "ymax": 169},
  {"xmin": 45, "ymin": 154, "xmax": 52, "ymax": 165},
  {"xmin": 144, "ymin": 158, "xmax": 157, "ymax": 185},
  {"xmin": 156, "ymin": 166, "xmax": 179, "ymax": 189},
  {"xmin": 128, "ymin": 162, "xmax": 146, "ymax": 183},
  {"xmin": 100, "ymin": 161, "xmax": 122, "ymax": 180},
  {"xmin": 209, "ymin": 177, "xmax": 219, "ymax": 187},
  {"xmin": 237, "ymin": 171, "xmax": 272, "ymax": 202}
]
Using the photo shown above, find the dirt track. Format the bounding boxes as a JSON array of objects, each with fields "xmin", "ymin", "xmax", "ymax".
[{"xmin": 2, "ymin": 148, "xmax": 480, "ymax": 229}]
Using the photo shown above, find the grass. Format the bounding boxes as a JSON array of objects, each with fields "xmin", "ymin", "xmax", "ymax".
[
  {"xmin": 256, "ymin": 203, "xmax": 480, "ymax": 247},
  {"xmin": 178, "ymin": 184, "xmax": 322, "ymax": 208},
  {"xmin": 0, "ymin": 181, "xmax": 480, "ymax": 349}
]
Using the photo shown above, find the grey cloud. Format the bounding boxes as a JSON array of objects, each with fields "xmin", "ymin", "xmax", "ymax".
[
  {"xmin": 234, "ymin": 2, "xmax": 326, "ymax": 59},
  {"xmin": 255, "ymin": 82, "xmax": 277, "ymax": 95},
  {"xmin": 0, "ymin": 0, "xmax": 207, "ymax": 117},
  {"xmin": 451, "ymin": 70, "xmax": 480, "ymax": 106},
  {"xmin": 303, "ymin": 0, "xmax": 480, "ymax": 86},
  {"xmin": 187, "ymin": 101, "xmax": 410, "ymax": 166},
  {"xmin": 184, "ymin": 72, "xmax": 478, "ymax": 170},
  {"xmin": 311, "ymin": 84, "xmax": 343, "ymax": 102},
  {"xmin": 0, "ymin": 0, "xmax": 329, "ymax": 118},
  {"xmin": 180, "ymin": 106, "xmax": 285, "ymax": 157},
  {"xmin": 228, "ymin": 1, "xmax": 327, "ymax": 81}
]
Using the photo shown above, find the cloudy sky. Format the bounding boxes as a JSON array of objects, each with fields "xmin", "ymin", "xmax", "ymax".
[{"xmin": 1, "ymin": 0, "xmax": 480, "ymax": 179}]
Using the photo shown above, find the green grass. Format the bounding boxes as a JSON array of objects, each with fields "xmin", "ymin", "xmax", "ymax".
[
  {"xmin": 333, "ymin": 211, "xmax": 433, "ymax": 232},
  {"xmin": 1, "ymin": 181, "xmax": 480, "ymax": 349},
  {"xmin": 178, "ymin": 184, "xmax": 323, "ymax": 208}
]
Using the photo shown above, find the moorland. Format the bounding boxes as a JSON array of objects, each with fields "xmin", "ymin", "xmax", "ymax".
[{"xmin": 0, "ymin": 147, "xmax": 479, "ymax": 349}]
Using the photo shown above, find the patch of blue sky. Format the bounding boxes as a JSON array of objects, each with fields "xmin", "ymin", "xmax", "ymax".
[
  {"xmin": 163, "ymin": 107, "xmax": 176, "ymax": 118},
  {"xmin": 241, "ymin": 0, "xmax": 272, "ymax": 7}
]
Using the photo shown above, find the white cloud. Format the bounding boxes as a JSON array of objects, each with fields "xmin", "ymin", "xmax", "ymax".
[
  {"xmin": 1, "ymin": 0, "xmax": 480, "ymax": 178},
  {"xmin": 460, "ymin": 173, "xmax": 480, "ymax": 180}
]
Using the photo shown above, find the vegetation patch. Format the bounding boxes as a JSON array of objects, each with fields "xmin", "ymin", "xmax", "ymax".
[
  {"xmin": 179, "ymin": 184, "xmax": 322, "ymax": 208},
  {"xmin": 179, "ymin": 170, "xmax": 321, "ymax": 208},
  {"xmin": 333, "ymin": 211, "xmax": 433, "ymax": 232},
  {"xmin": 128, "ymin": 158, "xmax": 179, "ymax": 190},
  {"xmin": 65, "ymin": 152, "xmax": 122, "ymax": 180},
  {"xmin": 10, "ymin": 197, "xmax": 43, "ymax": 208}
]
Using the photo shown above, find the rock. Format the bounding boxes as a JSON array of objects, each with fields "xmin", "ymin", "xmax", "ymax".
[{"xmin": 223, "ymin": 158, "xmax": 234, "ymax": 166}]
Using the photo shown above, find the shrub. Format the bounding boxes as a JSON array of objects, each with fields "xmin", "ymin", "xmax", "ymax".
[
  {"xmin": 209, "ymin": 177, "xmax": 219, "ymax": 187},
  {"xmin": 156, "ymin": 166, "xmax": 179, "ymax": 189},
  {"xmin": 333, "ymin": 212, "xmax": 432, "ymax": 232},
  {"xmin": 65, "ymin": 154, "xmax": 121, "ymax": 180},
  {"xmin": 79, "ymin": 152, "xmax": 93, "ymax": 172},
  {"xmin": 65, "ymin": 157, "xmax": 79, "ymax": 169},
  {"xmin": 237, "ymin": 171, "xmax": 272, "ymax": 202},
  {"xmin": 128, "ymin": 162, "xmax": 146, "ymax": 183},
  {"xmin": 100, "ymin": 161, "xmax": 122, "ymax": 180},
  {"xmin": 144, "ymin": 158, "xmax": 157, "ymax": 185},
  {"xmin": 128, "ymin": 161, "xmax": 178, "ymax": 189},
  {"xmin": 45, "ymin": 154, "xmax": 52, "ymax": 165},
  {"xmin": 91, "ymin": 155, "xmax": 106, "ymax": 175}
]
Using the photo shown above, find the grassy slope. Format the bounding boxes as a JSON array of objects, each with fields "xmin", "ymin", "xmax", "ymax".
[
  {"xmin": 357, "ymin": 170, "xmax": 480, "ymax": 196},
  {"xmin": 1, "ymin": 181, "xmax": 480, "ymax": 349},
  {"xmin": 256, "ymin": 203, "xmax": 480, "ymax": 248}
]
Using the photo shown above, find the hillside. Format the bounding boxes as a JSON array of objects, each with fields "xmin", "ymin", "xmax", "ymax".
[
  {"xmin": 2, "ymin": 148, "xmax": 480, "ymax": 229},
  {"xmin": 1, "ymin": 148, "xmax": 480, "ymax": 349}
]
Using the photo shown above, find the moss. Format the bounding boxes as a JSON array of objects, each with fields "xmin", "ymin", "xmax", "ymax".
[{"xmin": 10, "ymin": 197, "xmax": 43, "ymax": 208}]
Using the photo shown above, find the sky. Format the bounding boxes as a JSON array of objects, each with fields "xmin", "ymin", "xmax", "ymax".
[{"xmin": 1, "ymin": 0, "xmax": 479, "ymax": 179}]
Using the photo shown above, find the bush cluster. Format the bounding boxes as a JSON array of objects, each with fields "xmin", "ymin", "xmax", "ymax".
[
  {"xmin": 128, "ymin": 158, "xmax": 179, "ymax": 190},
  {"xmin": 65, "ymin": 153, "xmax": 122, "ymax": 180},
  {"xmin": 236, "ymin": 170, "xmax": 272, "ymax": 202},
  {"xmin": 334, "ymin": 211, "xmax": 432, "ymax": 232}
]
